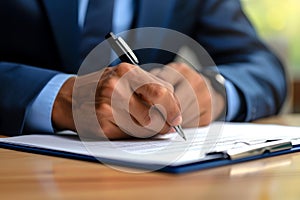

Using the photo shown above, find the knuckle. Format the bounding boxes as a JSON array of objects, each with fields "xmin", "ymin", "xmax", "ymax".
[
  {"xmin": 96, "ymin": 102, "xmax": 112, "ymax": 114},
  {"xmin": 105, "ymin": 77, "xmax": 118, "ymax": 88},
  {"xmin": 164, "ymin": 82, "xmax": 174, "ymax": 93},
  {"xmin": 147, "ymin": 84, "xmax": 168, "ymax": 98},
  {"xmin": 174, "ymin": 63, "xmax": 188, "ymax": 72},
  {"xmin": 98, "ymin": 77, "xmax": 118, "ymax": 97},
  {"xmin": 116, "ymin": 62, "xmax": 135, "ymax": 75}
]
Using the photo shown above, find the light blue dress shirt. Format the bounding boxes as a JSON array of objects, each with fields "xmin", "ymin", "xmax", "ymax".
[{"xmin": 25, "ymin": 0, "xmax": 241, "ymax": 133}]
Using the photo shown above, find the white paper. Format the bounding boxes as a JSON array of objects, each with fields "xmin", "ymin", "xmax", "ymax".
[{"xmin": 1, "ymin": 123, "xmax": 300, "ymax": 167}]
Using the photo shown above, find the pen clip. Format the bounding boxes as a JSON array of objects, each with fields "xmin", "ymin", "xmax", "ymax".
[{"xmin": 206, "ymin": 140, "xmax": 293, "ymax": 160}]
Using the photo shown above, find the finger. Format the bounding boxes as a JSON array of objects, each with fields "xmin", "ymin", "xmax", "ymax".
[
  {"xmin": 135, "ymin": 83, "xmax": 182, "ymax": 127},
  {"xmin": 128, "ymin": 93, "xmax": 172, "ymax": 134},
  {"xmin": 167, "ymin": 62, "xmax": 197, "ymax": 81},
  {"xmin": 129, "ymin": 93, "xmax": 151, "ymax": 126},
  {"xmin": 96, "ymin": 75, "xmax": 119, "ymax": 99},
  {"xmin": 168, "ymin": 63, "xmax": 213, "ymax": 125},
  {"xmin": 176, "ymin": 73, "xmax": 213, "ymax": 126},
  {"xmin": 152, "ymin": 65, "xmax": 182, "ymax": 86},
  {"xmin": 111, "ymin": 64, "xmax": 182, "ymax": 127},
  {"xmin": 96, "ymin": 93, "xmax": 167, "ymax": 138},
  {"xmin": 99, "ymin": 120, "xmax": 132, "ymax": 139},
  {"xmin": 148, "ymin": 105, "xmax": 175, "ymax": 134},
  {"xmin": 95, "ymin": 101, "xmax": 133, "ymax": 139},
  {"xmin": 174, "ymin": 80, "xmax": 205, "ymax": 127}
]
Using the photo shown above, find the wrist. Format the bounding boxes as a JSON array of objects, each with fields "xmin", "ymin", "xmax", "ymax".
[
  {"xmin": 201, "ymin": 69, "xmax": 226, "ymax": 120},
  {"xmin": 52, "ymin": 77, "xmax": 76, "ymax": 131}
]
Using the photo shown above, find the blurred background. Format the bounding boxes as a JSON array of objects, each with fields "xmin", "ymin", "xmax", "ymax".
[{"xmin": 242, "ymin": 0, "xmax": 300, "ymax": 113}]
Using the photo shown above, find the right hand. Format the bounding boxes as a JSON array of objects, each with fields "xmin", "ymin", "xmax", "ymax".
[{"xmin": 52, "ymin": 63, "xmax": 182, "ymax": 139}]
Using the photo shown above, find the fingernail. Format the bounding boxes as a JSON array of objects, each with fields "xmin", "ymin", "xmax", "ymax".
[{"xmin": 172, "ymin": 115, "xmax": 182, "ymax": 126}]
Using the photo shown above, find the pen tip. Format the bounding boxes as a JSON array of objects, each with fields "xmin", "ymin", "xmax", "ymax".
[{"xmin": 174, "ymin": 125, "xmax": 187, "ymax": 141}]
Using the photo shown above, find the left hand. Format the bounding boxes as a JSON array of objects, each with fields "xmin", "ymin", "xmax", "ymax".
[{"xmin": 150, "ymin": 62, "xmax": 226, "ymax": 128}]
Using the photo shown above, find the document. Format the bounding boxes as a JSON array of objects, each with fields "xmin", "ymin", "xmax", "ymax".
[{"xmin": 1, "ymin": 123, "xmax": 300, "ymax": 172}]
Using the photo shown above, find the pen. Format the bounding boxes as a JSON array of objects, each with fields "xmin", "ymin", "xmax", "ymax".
[{"xmin": 105, "ymin": 32, "xmax": 186, "ymax": 141}]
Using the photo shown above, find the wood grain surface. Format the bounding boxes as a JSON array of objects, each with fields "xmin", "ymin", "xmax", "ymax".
[{"xmin": 1, "ymin": 114, "xmax": 300, "ymax": 200}]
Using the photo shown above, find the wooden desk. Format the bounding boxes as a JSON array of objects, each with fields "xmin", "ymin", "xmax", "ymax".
[{"xmin": 1, "ymin": 114, "xmax": 300, "ymax": 200}]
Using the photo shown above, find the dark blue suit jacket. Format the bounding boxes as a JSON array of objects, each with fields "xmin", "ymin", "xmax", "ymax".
[{"xmin": 0, "ymin": 0, "xmax": 287, "ymax": 136}]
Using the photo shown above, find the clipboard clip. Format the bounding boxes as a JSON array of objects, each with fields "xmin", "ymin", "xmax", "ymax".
[{"xmin": 206, "ymin": 140, "xmax": 293, "ymax": 160}]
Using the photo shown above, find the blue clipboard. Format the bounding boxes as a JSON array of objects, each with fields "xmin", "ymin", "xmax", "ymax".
[{"xmin": 1, "ymin": 138, "xmax": 300, "ymax": 174}]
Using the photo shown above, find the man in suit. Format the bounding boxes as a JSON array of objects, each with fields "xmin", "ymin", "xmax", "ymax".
[{"xmin": 0, "ymin": 0, "xmax": 287, "ymax": 139}]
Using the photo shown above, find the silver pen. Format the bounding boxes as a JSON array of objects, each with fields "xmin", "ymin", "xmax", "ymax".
[{"xmin": 105, "ymin": 32, "xmax": 186, "ymax": 140}]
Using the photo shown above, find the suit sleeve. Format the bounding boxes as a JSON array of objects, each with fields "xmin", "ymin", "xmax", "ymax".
[
  {"xmin": 195, "ymin": 0, "xmax": 287, "ymax": 121},
  {"xmin": 0, "ymin": 62, "xmax": 59, "ymax": 136}
]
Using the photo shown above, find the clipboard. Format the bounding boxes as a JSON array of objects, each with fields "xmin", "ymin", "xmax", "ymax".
[
  {"xmin": 164, "ymin": 140, "xmax": 300, "ymax": 173},
  {"xmin": 1, "ymin": 135, "xmax": 300, "ymax": 174}
]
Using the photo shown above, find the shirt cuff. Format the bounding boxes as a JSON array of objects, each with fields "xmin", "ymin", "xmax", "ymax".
[
  {"xmin": 25, "ymin": 74, "xmax": 74, "ymax": 133},
  {"xmin": 225, "ymin": 80, "xmax": 242, "ymax": 121}
]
